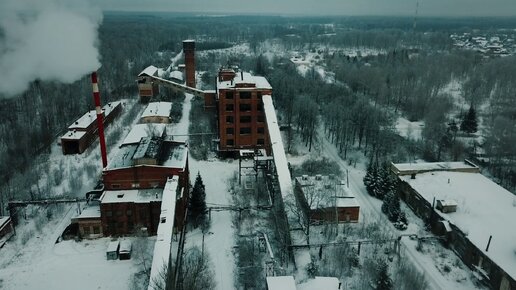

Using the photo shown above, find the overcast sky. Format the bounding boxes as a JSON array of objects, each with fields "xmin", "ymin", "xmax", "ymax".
[{"xmin": 97, "ymin": 0, "xmax": 516, "ymax": 17}]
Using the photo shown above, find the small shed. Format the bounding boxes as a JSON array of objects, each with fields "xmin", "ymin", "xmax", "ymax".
[
  {"xmin": 119, "ymin": 240, "xmax": 132, "ymax": 260},
  {"xmin": 436, "ymin": 199, "xmax": 458, "ymax": 213},
  {"xmin": 106, "ymin": 240, "xmax": 120, "ymax": 260}
]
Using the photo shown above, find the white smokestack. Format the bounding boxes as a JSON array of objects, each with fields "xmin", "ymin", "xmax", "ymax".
[{"xmin": 0, "ymin": 0, "xmax": 102, "ymax": 97}]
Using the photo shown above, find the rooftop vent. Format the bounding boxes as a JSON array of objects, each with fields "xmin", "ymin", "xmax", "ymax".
[
  {"xmin": 315, "ymin": 174, "xmax": 322, "ymax": 181},
  {"xmin": 302, "ymin": 175, "xmax": 308, "ymax": 181},
  {"xmin": 117, "ymin": 194, "xmax": 124, "ymax": 198}
]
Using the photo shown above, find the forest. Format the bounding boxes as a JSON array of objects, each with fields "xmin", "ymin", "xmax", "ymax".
[{"xmin": 1, "ymin": 12, "xmax": 516, "ymax": 215}]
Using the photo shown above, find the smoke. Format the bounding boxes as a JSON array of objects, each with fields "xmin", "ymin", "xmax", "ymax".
[{"xmin": 0, "ymin": 0, "xmax": 102, "ymax": 97}]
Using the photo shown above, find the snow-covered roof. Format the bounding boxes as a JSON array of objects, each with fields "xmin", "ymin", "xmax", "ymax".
[
  {"xmin": 100, "ymin": 188, "xmax": 162, "ymax": 204},
  {"xmin": 121, "ymin": 123, "xmax": 166, "ymax": 146},
  {"xmin": 401, "ymin": 171, "xmax": 516, "ymax": 280},
  {"xmin": 138, "ymin": 65, "xmax": 159, "ymax": 77},
  {"xmin": 76, "ymin": 206, "xmax": 101, "ymax": 219},
  {"xmin": 103, "ymin": 101, "xmax": 122, "ymax": 117},
  {"xmin": 266, "ymin": 276, "xmax": 296, "ymax": 290},
  {"xmin": 217, "ymin": 71, "xmax": 272, "ymax": 90},
  {"xmin": 295, "ymin": 175, "xmax": 358, "ymax": 209},
  {"xmin": 141, "ymin": 102, "xmax": 172, "ymax": 119},
  {"xmin": 69, "ymin": 110, "xmax": 97, "ymax": 130},
  {"xmin": 169, "ymin": 71, "xmax": 183, "ymax": 81},
  {"xmin": 391, "ymin": 160, "xmax": 479, "ymax": 176},
  {"xmin": 109, "ymin": 138, "xmax": 187, "ymax": 170},
  {"xmin": 61, "ymin": 130, "xmax": 87, "ymax": 140},
  {"xmin": 67, "ymin": 102, "xmax": 121, "ymax": 131},
  {"xmin": 148, "ymin": 177, "xmax": 179, "ymax": 290},
  {"xmin": 107, "ymin": 240, "xmax": 119, "ymax": 253},
  {"xmin": 161, "ymin": 142, "xmax": 188, "ymax": 169},
  {"xmin": 263, "ymin": 95, "xmax": 292, "ymax": 198},
  {"xmin": 298, "ymin": 277, "xmax": 340, "ymax": 290},
  {"xmin": 119, "ymin": 240, "xmax": 132, "ymax": 253}
]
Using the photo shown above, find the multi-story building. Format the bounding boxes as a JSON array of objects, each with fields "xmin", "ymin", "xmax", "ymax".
[{"xmin": 216, "ymin": 68, "xmax": 272, "ymax": 154}]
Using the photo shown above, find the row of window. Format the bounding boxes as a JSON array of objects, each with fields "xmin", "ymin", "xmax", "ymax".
[
  {"xmin": 226, "ymin": 115, "xmax": 265, "ymax": 123},
  {"xmin": 226, "ymin": 138, "xmax": 265, "ymax": 146},
  {"xmin": 225, "ymin": 91, "xmax": 262, "ymax": 100},
  {"xmin": 225, "ymin": 103, "xmax": 264, "ymax": 112},
  {"xmin": 226, "ymin": 127, "xmax": 265, "ymax": 135}
]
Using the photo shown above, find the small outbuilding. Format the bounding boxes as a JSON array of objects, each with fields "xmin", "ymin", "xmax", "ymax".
[
  {"xmin": 436, "ymin": 199, "xmax": 458, "ymax": 213},
  {"xmin": 266, "ymin": 276, "xmax": 296, "ymax": 290},
  {"xmin": 119, "ymin": 240, "xmax": 132, "ymax": 260},
  {"xmin": 106, "ymin": 240, "xmax": 120, "ymax": 260}
]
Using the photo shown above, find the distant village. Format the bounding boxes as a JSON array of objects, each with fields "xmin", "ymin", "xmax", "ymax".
[{"xmin": 450, "ymin": 32, "xmax": 516, "ymax": 56}]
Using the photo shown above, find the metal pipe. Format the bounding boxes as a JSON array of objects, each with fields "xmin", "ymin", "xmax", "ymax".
[{"xmin": 91, "ymin": 72, "xmax": 108, "ymax": 168}]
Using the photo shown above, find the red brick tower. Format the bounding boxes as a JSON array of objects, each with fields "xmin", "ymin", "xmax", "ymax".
[{"xmin": 183, "ymin": 40, "xmax": 196, "ymax": 88}]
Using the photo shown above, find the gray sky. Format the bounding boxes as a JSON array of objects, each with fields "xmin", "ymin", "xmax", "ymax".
[{"xmin": 97, "ymin": 0, "xmax": 516, "ymax": 17}]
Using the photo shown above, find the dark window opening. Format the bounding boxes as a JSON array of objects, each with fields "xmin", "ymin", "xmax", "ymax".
[
  {"xmin": 226, "ymin": 104, "xmax": 234, "ymax": 111},
  {"xmin": 240, "ymin": 92, "xmax": 252, "ymax": 99},
  {"xmin": 226, "ymin": 92, "xmax": 234, "ymax": 99},
  {"xmin": 240, "ymin": 127, "xmax": 251, "ymax": 134},
  {"xmin": 257, "ymin": 115, "xmax": 265, "ymax": 122},
  {"xmin": 240, "ymin": 116, "xmax": 251, "ymax": 123},
  {"xmin": 227, "ymin": 139, "xmax": 234, "ymax": 146},
  {"xmin": 226, "ymin": 116, "xmax": 234, "ymax": 123},
  {"xmin": 257, "ymin": 138, "xmax": 265, "ymax": 145},
  {"xmin": 240, "ymin": 104, "xmax": 251, "ymax": 111},
  {"xmin": 226, "ymin": 128, "xmax": 234, "ymax": 135},
  {"xmin": 257, "ymin": 127, "xmax": 265, "ymax": 134}
]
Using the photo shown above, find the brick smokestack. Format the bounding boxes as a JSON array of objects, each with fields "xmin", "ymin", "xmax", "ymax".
[
  {"xmin": 183, "ymin": 40, "xmax": 196, "ymax": 88},
  {"xmin": 91, "ymin": 72, "xmax": 108, "ymax": 168}
]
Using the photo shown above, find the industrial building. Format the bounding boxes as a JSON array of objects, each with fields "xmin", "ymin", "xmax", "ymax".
[
  {"xmin": 392, "ymin": 161, "xmax": 516, "ymax": 290},
  {"xmin": 60, "ymin": 101, "xmax": 122, "ymax": 155},
  {"xmin": 137, "ymin": 39, "xmax": 274, "ymax": 155},
  {"xmin": 139, "ymin": 101, "xmax": 172, "ymax": 124},
  {"xmin": 294, "ymin": 175, "xmax": 360, "ymax": 223}
]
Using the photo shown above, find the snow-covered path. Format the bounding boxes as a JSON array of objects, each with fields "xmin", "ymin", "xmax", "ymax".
[
  {"xmin": 188, "ymin": 159, "xmax": 238, "ymax": 290},
  {"xmin": 319, "ymin": 131, "xmax": 482, "ymax": 290},
  {"xmin": 173, "ymin": 92, "xmax": 237, "ymax": 290}
]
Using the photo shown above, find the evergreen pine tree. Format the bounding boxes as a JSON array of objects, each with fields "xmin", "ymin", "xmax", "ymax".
[
  {"xmin": 190, "ymin": 172, "xmax": 207, "ymax": 228},
  {"xmin": 363, "ymin": 163, "xmax": 376, "ymax": 195},
  {"xmin": 376, "ymin": 260, "xmax": 393, "ymax": 290},
  {"xmin": 460, "ymin": 105, "xmax": 478, "ymax": 133}
]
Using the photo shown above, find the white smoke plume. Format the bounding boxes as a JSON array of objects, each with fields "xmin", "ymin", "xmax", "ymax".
[{"xmin": 0, "ymin": 0, "xmax": 102, "ymax": 97}]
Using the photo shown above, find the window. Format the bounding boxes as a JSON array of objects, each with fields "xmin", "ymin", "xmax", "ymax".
[
  {"xmin": 226, "ymin": 128, "xmax": 234, "ymax": 135},
  {"xmin": 225, "ymin": 92, "xmax": 234, "ymax": 99},
  {"xmin": 116, "ymin": 210, "xmax": 123, "ymax": 216},
  {"xmin": 240, "ymin": 92, "xmax": 251, "ymax": 99},
  {"xmin": 257, "ymin": 92, "xmax": 262, "ymax": 99},
  {"xmin": 127, "ymin": 221, "xmax": 134, "ymax": 231},
  {"xmin": 83, "ymin": 226, "xmax": 91, "ymax": 235},
  {"xmin": 257, "ymin": 115, "xmax": 265, "ymax": 122},
  {"xmin": 226, "ymin": 116, "xmax": 234, "ymax": 123},
  {"xmin": 93, "ymin": 226, "xmax": 100, "ymax": 234},
  {"xmin": 225, "ymin": 104, "xmax": 234, "ymax": 111},
  {"xmin": 227, "ymin": 139, "xmax": 234, "ymax": 146},
  {"xmin": 131, "ymin": 183, "xmax": 140, "ymax": 188},
  {"xmin": 257, "ymin": 103, "xmax": 264, "ymax": 111},
  {"xmin": 240, "ymin": 127, "xmax": 251, "ymax": 135},
  {"xmin": 257, "ymin": 138, "xmax": 265, "ymax": 145},
  {"xmin": 257, "ymin": 127, "xmax": 265, "ymax": 134},
  {"xmin": 111, "ymin": 184, "xmax": 121, "ymax": 189},
  {"xmin": 239, "ymin": 104, "xmax": 251, "ymax": 111},
  {"xmin": 240, "ymin": 116, "xmax": 251, "ymax": 123},
  {"xmin": 106, "ymin": 211, "xmax": 113, "ymax": 217},
  {"xmin": 127, "ymin": 210, "xmax": 132, "ymax": 216}
]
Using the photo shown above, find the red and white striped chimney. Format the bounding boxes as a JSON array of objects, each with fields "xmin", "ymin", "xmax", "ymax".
[{"xmin": 91, "ymin": 72, "xmax": 108, "ymax": 168}]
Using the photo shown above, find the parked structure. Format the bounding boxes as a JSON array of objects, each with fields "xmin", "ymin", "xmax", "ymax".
[
  {"xmin": 139, "ymin": 102, "xmax": 172, "ymax": 124},
  {"xmin": 60, "ymin": 101, "xmax": 122, "ymax": 155},
  {"xmin": 106, "ymin": 240, "xmax": 120, "ymax": 260},
  {"xmin": 392, "ymin": 161, "xmax": 516, "ymax": 290},
  {"xmin": 294, "ymin": 175, "xmax": 359, "ymax": 223}
]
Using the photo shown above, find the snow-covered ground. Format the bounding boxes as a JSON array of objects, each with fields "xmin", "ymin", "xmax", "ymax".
[{"xmin": 395, "ymin": 117, "xmax": 424, "ymax": 141}]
